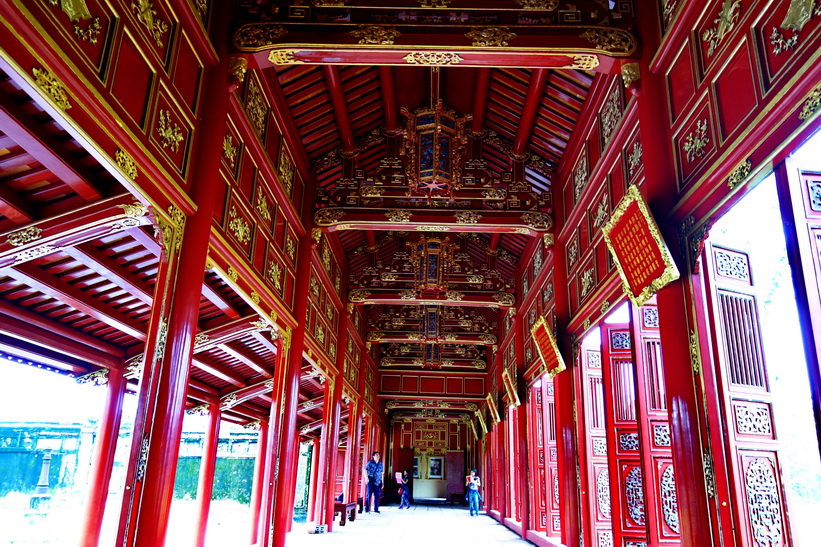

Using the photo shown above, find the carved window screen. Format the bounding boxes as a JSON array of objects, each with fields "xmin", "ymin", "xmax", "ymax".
[{"xmin": 717, "ymin": 290, "xmax": 767, "ymax": 389}]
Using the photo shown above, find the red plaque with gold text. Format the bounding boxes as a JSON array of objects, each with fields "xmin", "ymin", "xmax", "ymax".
[
  {"xmin": 530, "ymin": 316, "xmax": 566, "ymax": 379},
  {"xmin": 602, "ymin": 185, "xmax": 679, "ymax": 307}
]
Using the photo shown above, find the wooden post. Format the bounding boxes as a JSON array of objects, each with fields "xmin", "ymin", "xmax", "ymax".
[
  {"xmin": 323, "ymin": 377, "xmax": 343, "ymax": 530},
  {"xmin": 256, "ymin": 339, "xmax": 285, "ymax": 546},
  {"xmin": 306, "ymin": 439, "xmax": 321, "ymax": 522},
  {"xmin": 79, "ymin": 367, "xmax": 125, "ymax": 546},
  {"xmin": 249, "ymin": 420, "xmax": 268, "ymax": 545},
  {"xmin": 194, "ymin": 404, "xmax": 221, "ymax": 547}
]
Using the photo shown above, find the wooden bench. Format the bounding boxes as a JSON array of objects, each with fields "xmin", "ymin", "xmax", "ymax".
[
  {"xmin": 357, "ymin": 496, "xmax": 364, "ymax": 513},
  {"xmin": 333, "ymin": 501, "xmax": 357, "ymax": 526}
]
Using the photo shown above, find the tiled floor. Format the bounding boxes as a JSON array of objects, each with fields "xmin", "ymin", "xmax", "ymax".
[{"xmin": 286, "ymin": 504, "xmax": 534, "ymax": 546}]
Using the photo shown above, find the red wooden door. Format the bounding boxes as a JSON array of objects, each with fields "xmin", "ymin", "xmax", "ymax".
[
  {"xmin": 528, "ymin": 381, "xmax": 562, "ymax": 537},
  {"xmin": 577, "ymin": 343, "xmax": 613, "ymax": 547},
  {"xmin": 631, "ymin": 303, "xmax": 681, "ymax": 546},
  {"xmin": 601, "ymin": 325, "xmax": 647, "ymax": 547},
  {"xmin": 702, "ymin": 242, "xmax": 792, "ymax": 547}
]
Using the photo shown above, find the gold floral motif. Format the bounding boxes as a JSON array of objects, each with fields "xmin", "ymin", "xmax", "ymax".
[
  {"xmin": 245, "ymin": 78, "xmax": 268, "ymax": 139},
  {"xmin": 268, "ymin": 50, "xmax": 302, "ymax": 65},
  {"xmin": 481, "ymin": 188, "xmax": 506, "ymax": 199},
  {"xmin": 267, "ymin": 261, "xmax": 282, "ymax": 290},
  {"xmin": 153, "ymin": 317, "xmax": 168, "ymax": 362},
  {"xmin": 600, "ymin": 86, "xmax": 622, "ymax": 145},
  {"xmin": 48, "ymin": 0, "xmax": 91, "ymax": 20},
  {"xmin": 386, "ymin": 210, "xmax": 413, "ymax": 222},
  {"xmin": 73, "ymin": 18, "xmax": 102, "ymax": 44},
  {"xmin": 702, "ymin": 0, "xmax": 740, "ymax": 56},
  {"xmin": 351, "ymin": 26, "xmax": 400, "ymax": 45},
  {"xmin": 621, "ymin": 62, "xmax": 640, "ymax": 87},
  {"xmin": 285, "ymin": 236, "xmax": 296, "ymax": 258},
  {"xmin": 314, "ymin": 208, "xmax": 346, "ymax": 225},
  {"xmin": 226, "ymin": 265, "xmax": 239, "ymax": 282},
  {"xmin": 314, "ymin": 0, "xmax": 348, "ymax": 5},
  {"xmin": 446, "ymin": 290, "xmax": 464, "ymax": 301},
  {"xmin": 229, "ymin": 57, "xmax": 248, "ymax": 83},
  {"xmin": 227, "ymin": 207, "xmax": 251, "ymax": 245},
  {"xmin": 76, "ymin": 368, "xmax": 109, "ymax": 386},
  {"xmin": 278, "ymin": 146, "xmax": 294, "ymax": 196},
  {"xmin": 627, "ymin": 141, "xmax": 642, "ymax": 176},
  {"xmin": 581, "ymin": 268, "xmax": 595, "ymax": 296},
  {"xmin": 782, "ymin": 0, "xmax": 817, "ymax": 31},
  {"xmin": 466, "ymin": 275, "xmax": 484, "ymax": 283},
  {"xmin": 520, "ymin": 212, "xmax": 552, "ymax": 230},
  {"xmin": 256, "ymin": 193, "xmax": 271, "ymax": 222},
  {"xmin": 583, "ymin": 318, "xmax": 591, "ymax": 330},
  {"xmin": 466, "ymin": 27, "xmax": 516, "ymax": 47},
  {"xmin": 689, "ymin": 329, "xmax": 701, "ymax": 373},
  {"xmin": 223, "ymin": 135, "xmax": 237, "ymax": 169},
  {"xmin": 194, "ymin": 0, "xmax": 208, "ymax": 19},
  {"xmin": 727, "ymin": 159, "xmax": 752, "ymax": 189},
  {"xmin": 454, "ymin": 211, "xmax": 482, "ymax": 224},
  {"xmin": 118, "ymin": 202, "xmax": 149, "ymax": 218},
  {"xmin": 186, "ymin": 403, "xmax": 210, "ymax": 416},
  {"xmin": 399, "ymin": 289, "xmax": 416, "ymax": 300},
  {"xmin": 250, "ymin": 291, "xmax": 260, "ymax": 304},
  {"xmin": 419, "ymin": 0, "xmax": 449, "ymax": 7},
  {"xmin": 360, "ymin": 186, "xmax": 385, "ymax": 197},
  {"xmin": 516, "ymin": 0, "xmax": 558, "ymax": 9},
  {"xmin": 13, "ymin": 245, "xmax": 59, "ymax": 264},
  {"xmin": 193, "ymin": 332, "xmax": 210, "ymax": 347},
  {"xmin": 32, "ymin": 68, "xmax": 71, "ymax": 110},
  {"xmin": 799, "ymin": 83, "xmax": 821, "ymax": 120},
  {"xmin": 573, "ymin": 154, "xmax": 588, "ymax": 202},
  {"xmin": 234, "ymin": 24, "xmax": 287, "ymax": 48},
  {"xmin": 600, "ymin": 300, "xmax": 611, "ymax": 314},
  {"xmin": 114, "ymin": 149, "xmax": 138, "ymax": 179},
  {"xmin": 7, "ymin": 227, "xmax": 43, "ymax": 247},
  {"xmin": 580, "ymin": 28, "xmax": 637, "ymax": 54},
  {"xmin": 593, "ymin": 193, "xmax": 609, "ymax": 228},
  {"xmin": 157, "ymin": 110, "xmax": 184, "ymax": 153},
  {"xmin": 683, "ymin": 119, "xmax": 710, "ymax": 163},
  {"xmin": 404, "ymin": 52, "xmax": 463, "ymax": 65},
  {"xmin": 493, "ymin": 292, "xmax": 515, "ymax": 306},
  {"xmin": 381, "ymin": 272, "xmax": 398, "ymax": 281},
  {"xmin": 566, "ymin": 55, "xmax": 600, "ymax": 71},
  {"xmin": 321, "ymin": 242, "xmax": 332, "ymax": 272},
  {"xmin": 349, "ymin": 289, "xmax": 372, "ymax": 302},
  {"xmin": 167, "ymin": 205, "xmax": 185, "ymax": 254},
  {"xmin": 131, "ymin": 0, "xmax": 170, "ymax": 47}
]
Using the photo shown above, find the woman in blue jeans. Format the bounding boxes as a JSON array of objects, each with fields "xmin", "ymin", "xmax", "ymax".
[
  {"xmin": 398, "ymin": 470, "xmax": 411, "ymax": 509},
  {"xmin": 465, "ymin": 469, "xmax": 482, "ymax": 516}
]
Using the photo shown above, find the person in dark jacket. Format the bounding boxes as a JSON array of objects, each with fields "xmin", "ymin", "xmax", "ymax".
[{"xmin": 364, "ymin": 451, "xmax": 384, "ymax": 513}]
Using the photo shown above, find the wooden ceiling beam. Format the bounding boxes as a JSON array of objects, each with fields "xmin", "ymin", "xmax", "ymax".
[
  {"xmin": 322, "ymin": 65, "xmax": 356, "ymax": 153},
  {"xmin": 0, "ymin": 91, "xmax": 103, "ymax": 201},
  {"xmin": 8, "ymin": 263, "xmax": 147, "ymax": 341},
  {"xmin": 61, "ymin": 245, "xmax": 154, "ymax": 306},
  {"xmin": 217, "ymin": 342, "xmax": 273, "ymax": 378},
  {"xmin": 192, "ymin": 355, "xmax": 246, "ymax": 388},
  {"xmin": 250, "ymin": 329, "xmax": 280, "ymax": 355},
  {"xmin": 471, "ymin": 68, "xmax": 492, "ymax": 134},
  {"xmin": 0, "ymin": 181, "xmax": 35, "ymax": 224},
  {"xmin": 378, "ymin": 66, "xmax": 399, "ymax": 133},
  {"xmin": 512, "ymin": 69, "xmax": 548, "ymax": 157}
]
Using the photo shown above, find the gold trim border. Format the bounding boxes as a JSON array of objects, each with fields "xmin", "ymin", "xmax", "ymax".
[{"xmin": 529, "ymin": 315, "xmax": 567, "ymax": 379}]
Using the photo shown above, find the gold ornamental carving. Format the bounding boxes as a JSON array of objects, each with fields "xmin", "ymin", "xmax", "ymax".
[
  {"xmin": 227, "ymin": 206, "xmax": 251, "ymax": 245},
  {"xmin": 117, "ymin": 202, "xmax": 149, "ymax": 218},
  {"xmin": 234, "ymin": 24, "xmax": 287, "ymax": 48},
  {"xmin": 7, "ymin": 227, "xmax": 43, "ymax": 247},
  {"xmin": 627, "ymin": 141, "xmax": 643, "ymax": 176},
  {"xmin": 517, "ymin": 0, "xmax": 558, "ymax": 9},
  {"xmin": 689, "ymin": 330, "xmax": 701, "ymax": 374},
  {"xmin": 621, "ymin": 62, "xmax": 640, "ymax": 87},
  {"xmin": 167, "ymin": 204, "xmax": 186, "ymax": 255},
  {"xmin": 222, "ymin": 135, "xmax": 237, "ymax": 169},
  {"xmin": 315, "ymin": 208, "xmax": 346, "ymax": 225},
  {"xmin": 32, "ymin": 68, "xmax": 71, "ymax": 110},
  {"xmin": 131, "ymin": 0, "xmax": 170, "ymax": 47},
  {"xmin": 702, "ymin": 0, "xmax": 740, "ymax": 57},
  {"xmin": 493, "ymin": 292, "xmax": 515, "ymax": 306},
  {"xmin": 245, "ymin": 78, "xmax": 268, "ymax": 139},
  {"xmin": 349, "ymin": 289, "xmax": 371, "ymax": 302},
  {"xmin": 351, "ymin": 26, "xmax": 400, "ymax": 45},
  {"xmin": 76, "ymin": 368, "xmax": 109, "ymax": 386},
  {"xmin": 446, "ymin": 290, "xmax": 464, "ymax": 302},
  {"xmin": 226, "ymin": 265, "xmax": 239, "ymax": 282},
  {"xmin": 466, "ymin": 27, "xmax": 516, "ymax": 47},
  {"xmin": 580, "ymin": 28, "xmax": 637, "ymax": 54},
  {"xmin": 48, "ymin": 0, "xmax": 91, "ymax": 20},
  {"xmin": 404, "ymin": 52, "xmax": 463, "ymax": 66},
  {"xmin": 418, "ymin": 225, "xmax": 452, "ymax": 231},
  {"xmin": 419, "ymin": 0, "xmax": 449, "ymax": 7},
  {"xmin": 361, "ymin": 186, "xmax": 385, "ymax": 197},
  {"xmin": 157, "ymin": 110, "xmax": 184, "ymax": 153},
  {"xmin": 256, "ymin": 193, "xmax": 271, "ymax": 222},
  {"xmin": 727, "ymin": 159, "xmax": 752, "ymax": 189},
  {"xmin": 520, "ymin": 212, "xmax": 552, "ymax": 230},
  {"xmin": 114, "ymin": 149, "xmax": 138, "ymax": 179},
  {"xmin": 799, "ymin": 83, "xmax": 821, "ymax": 120},
  {"xmin": 229, "ymin": 57, "xmax": 248, "ymax": 82},
  {"xmin": 193, "ymin": 332, "xmax": 210, "ymax": 347},
  {"xmin": 454, "ymin": 211, "xmax": 482, "ymax": 224},
  {"xmin": 566, "ymin": 55, "xmax": 600, "ymax": 71},
  {"xmin": 481, "ymin": 188, "xmax": 506, "ymax": 199},
  {"xmin": 249, "ymin": 291, "xmax": 260, "ymax": 304},
  {"xmin": 683, "ymin": 119, "xmax": 710, "ymax": 163},
  {"xmin": 268, "ymin": 50, "xmax": 303, "ymax": 65},
  {"xmin": 781, "ymin": 0, "xmax": 818, "ymax": 32},
  {"xmin": 314, "ymin": 0, "xmax": 348, "ymax": 5},
  {"xmin": 73, "ymin": 18, "xmax": 102, "ymax": 44},
  {"xmin": 386, "ymin": 209, "xmax": 413, "ymax": 222},
  {"xmin": 13, "ymin": 245, "xmax": 59, "ymax": 264}
]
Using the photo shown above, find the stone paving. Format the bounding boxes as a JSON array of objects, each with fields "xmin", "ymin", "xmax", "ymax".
[{"xmin": 286, "ymin": 504, "xmax": 535, "ymax": 546}]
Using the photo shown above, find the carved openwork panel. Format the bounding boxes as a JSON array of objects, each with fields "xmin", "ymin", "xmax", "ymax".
[
  {"xmin": 714, "ymin": 247, "xmax": 751, "ymax": 282},
  {"xmin": 624, "ymin": 466, "xmax": 646, "ymax": 526},
  {"xmin": 808, "ymin": 178, "xmax": 821, "ymax": 211},
  {"xmin": 743, "ymin": 456, "xmax": 785, "ymax": 547},
  {"xmin": 653, "ymin": 423, "xmax": 671, "ymax": 447},
  {"xmin": 734, "ymin": 403, "xmax": 773, "ymax": 436},
  {"xmin": 642, "ymin": 306, "xmax": 659, "ymax": 329},
  {"xmin": 619, "ymin": 432, "xmax": 640, "ymax": 451},
  {"xmin": 596, "ymin": 467, "xmax": 612, "ymax": 519},
  {"xmin": 587, "ymin": 349, "xmax": 602, "ymax": 368},
  {"xmin": 598, "ymin": 530, "xmax": 613, "ymax": 547},
  {"xmin": 593, "ymin": 437, "xmax": 608, "ymax": 456},
  {"xmin": 611, "ymin": 331, "xmax": 631, "ymax": 350},
  {"xmin": 660, "ymin": 464, "xmax": 680, "ymax": 534}
]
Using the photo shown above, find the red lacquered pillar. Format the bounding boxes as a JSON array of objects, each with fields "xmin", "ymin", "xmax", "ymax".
[
  {"xmin": 249, "ymin": 420, "xmax": 268, "ymax": 545},
  {"xmin": 323, "ymin": 376, "xmax": 343, "ymax": 531},
  {"xmin": 256, "ymin": 339, "xmax": 285, "ymax": 546},
  {"xmin": 270, "ymin": 233, "xmax": 315, "ymax": 547},
  {"xmin": 194, "ymin": 403, "xmax": 221, "ymax": 547},
  {"xmin": 513, "ymin": 314, "xmax": 530, "ymax": 536},
  {"xmin": 79, "ymin": 367, "xmax": 126, "ymax": 546},
  {"xmin": 125, "ymin": 9, "xmax": 231, "ymax": 544},
  {"xmin": 306, "ymin": 438, "xmax": 321, "ymax": 522}
]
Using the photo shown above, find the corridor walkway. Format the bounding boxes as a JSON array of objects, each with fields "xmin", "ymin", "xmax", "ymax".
[{"xmin": 286, "ymin": 505, "xmax": 535, "ymax": 546}]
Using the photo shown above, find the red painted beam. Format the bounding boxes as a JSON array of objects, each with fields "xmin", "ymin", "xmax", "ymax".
[
  {"xmin": 0, "ymin": 90, "xmax": 102, "ymax": 201},
  {"xmin": 192, "ymin": 355, "xmax": 246, "ymax": 388},
  {"xmin": 0, "ymin": 180, "xmax": 35, "ymax": 224},
  {"xmin": 217, "ymin": 342, "xmax": 273, "ymax": 378},
  {"xmin": 379, "ymin": 66, "xmax": 399, "ymax": 133},
  {"xmin": 512, "ymin": 69, "xmax": 548, "ymax": 157},
  {"xmin": 323, "ymin": 66, "xmax": 356, "ymax": 153},
  {"xmin": 62, "ymin": 245, "xmax": 154, "ymax": 306},
  {"xmin": 471, "ymin": 68, "xmax": 492, "ymax": 134}
]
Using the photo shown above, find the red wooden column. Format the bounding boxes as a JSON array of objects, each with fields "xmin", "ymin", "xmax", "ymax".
[
  {"xmin": 306, "ymin": 438, "xmax": 321, "ymax": 522},
  {"xmin": 270, "ymin": 232, "xmax": 315, "ymax": 547},
  {"xmin": 194, "ymin": 403, "xmax": 221, "ymax": 547},
  {"xmin": 633, "ymin": 1, "xmax": 713, "ymax": 544},
  {"xmin": 256, "ymin": 337, "xmax": 285, "ymax": 546},
  {"xmin": 312, "ymin": 379, "xmax": 333, "ymax": 525},
  {"xmin": 249, "ymin": 420, "xmax": 268, "ymax": 545},
  {"xmin": 347, "ymin": 350, "xmax": 367, "ymax": 501},
  {"xmin": 123, "ymin": 7, "xmax": 231, "ymax": 544},
  {"xmin": 513, "ymin": 313, "xmax": 530, "ymax": 537},
  {"xmin": 323, "ymin": 377, "xmax": 343, "ymax": 530},
  {"xmin": 79, "ymin": 367, "xmax": 125, "ymax": 546}
]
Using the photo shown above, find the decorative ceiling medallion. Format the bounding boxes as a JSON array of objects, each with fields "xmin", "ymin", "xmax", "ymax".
[
  {"xmin": 465, "ymin": 27, "xmax": 516, "ymax": 47},
  {"xmin": 702, "ymin": 0, "xmax": 741, "ymax": 57},
  {"xmin": 621, "ymin": 62, "xmax": 640, "ymax": 87},
  {"xmin": 268, "ymin": 50, "xmax": 302, "ymax": 65},
  {"xmin": 32, "ymin": 68, "xmax": 71, "ymax": 110},
  {"xmin": 115, "ymin": 149, "xmax": 138, "ymax": 179},
  {"xmin": 156, "ymin": 110, "xmax": 184, "ymax": 153},
  {"xmin": 131, "ymin": 0, "xmax": 170, "ymax": 48},
  {"xmin": 234, "ymin": 23, "xmax": 287, "ymax": 48},
  {"xmin": 517, "ymin": 0, "xmax": 559, "ymax": 9},
  {"xmin": 566, "ymin": 54, "xmax": 600, "ymax": 71},
  {"xmin": 683, "ymin": 119, "xmax": 710, "ymax": 162},
  {"xmin": 404, "ymin": 52, "xmax": 463, "ymax": 65},
  {"xmin": 580, "ymin": 28, "xmax": 637, "ymax": 54},
  {"xmin": 7, "ymin": 227, "xmax": 43, "ymax": 247},
  {"xmin": 727, "ymin": 159, "xmax": 752, "ymax": 189},
  {"xmin": 314, "ymin": 208, "xmax": 346, "ymax": 225},
  {"xmin": 351, "ymin": 25, "xmax": 400, "ymax": 45}
]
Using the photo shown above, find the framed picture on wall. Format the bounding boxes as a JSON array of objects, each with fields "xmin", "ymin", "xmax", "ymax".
[
  {"xmin": 429, "ymin": 456, "xmax": 443, "ymax": 479},
  {"xmin": 413, "ymin": 457, "xmax": 419, "ymax": 478}
]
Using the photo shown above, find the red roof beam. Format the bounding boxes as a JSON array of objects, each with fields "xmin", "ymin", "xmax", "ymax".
[
  {"xmin": 511, "ymin": 69, "xmax": 549, "ymax": 158},
  {"xmin": 322, "ymin": 66, "xmax": 356, "ymax": 153},
  {"xmin": 471, "ymin": 68, "xmax": 492, "ymax": 135},
  {"xmin": 217, "ymin": 342, "xmax": 273, "ymax": 379},
  {"xmin": 379, "ymin": 66, "xmax": 399, "ymax": 133}
]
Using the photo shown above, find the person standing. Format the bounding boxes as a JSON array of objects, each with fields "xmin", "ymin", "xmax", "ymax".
[
  {"xmin": 398, "ymin": 470, "xmax": 411, "ymax": 509},
  {"xmin": 465, "ymin": 469, "xmax": 482, "ymax": 516},
  {"xmin": 364, "ymin": 451, "xmax": 384, "ymax": 513}
]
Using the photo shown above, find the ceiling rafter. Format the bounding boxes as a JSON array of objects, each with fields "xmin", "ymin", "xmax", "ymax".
[{"xmin": 323, "ymin": 65, "xmax": 356, "ymax": 153}]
